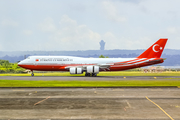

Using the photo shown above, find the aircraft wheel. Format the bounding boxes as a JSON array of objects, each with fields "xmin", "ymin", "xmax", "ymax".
[
  {"xmin": 92, "ymin": 73, "xmax": 97, "ymax": 77},
  {"xmin": 88, "ymin": 73, "xmax": 91, "ymax": 77},
  {"xmin": 31, "ymin": 72, "xmax": 34, "ymax": 77},
  {"xmin": 85, "ymin": 73, "xmax": 88, "ymax": 76},
  {"xmin": 92, "ymin": 73, "xmax": 94, "ymax": 77},
  {"xmin": 85, "ymin": 73, "xmax": 90, "ymax": 77},
  {"xmin": 94, "ymin": 73, "xmax": 97, "ymax": 77}
]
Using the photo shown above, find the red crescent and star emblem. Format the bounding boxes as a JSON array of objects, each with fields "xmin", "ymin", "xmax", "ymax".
[{"xmin": 152, "ymin": 44, "xmax": 163, "ymax": 52}]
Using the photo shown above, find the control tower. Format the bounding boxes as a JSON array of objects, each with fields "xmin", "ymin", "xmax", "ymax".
[{"xmin": 99, "ymin": 40, "xmax": 105, "ymax": 50}]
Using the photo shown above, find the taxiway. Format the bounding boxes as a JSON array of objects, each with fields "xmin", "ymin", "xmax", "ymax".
[
  {"xmin": 0, "ymin": 88, "xmax": 180, "ymax": 119},
  {"xmin": 0, "ymin": 76, "xmax": 180, "ymax": 81}
]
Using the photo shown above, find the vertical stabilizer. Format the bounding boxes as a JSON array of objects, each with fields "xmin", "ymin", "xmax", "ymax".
[{"xmin": 137, "ymin": 38, "xmax": 168, "ymax": 58}]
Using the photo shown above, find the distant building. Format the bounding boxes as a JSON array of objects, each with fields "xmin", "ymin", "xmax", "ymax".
[
  {"xmin": 99, "ymin": 40, "xmax": 105, "ymax": 50},
  {"xmin": 142, "ymin": 66, "xmax": 165, "ymax": 73}
]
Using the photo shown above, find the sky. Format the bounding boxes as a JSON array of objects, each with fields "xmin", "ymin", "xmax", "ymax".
[{"xmin": 0, "ymin": 0, "xmax": 180, "ymax": 51}]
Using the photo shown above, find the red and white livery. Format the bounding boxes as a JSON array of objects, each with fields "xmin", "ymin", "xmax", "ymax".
[{"xmin": 18, "ymin": 38, "xmax": 168, "ymax": 76}]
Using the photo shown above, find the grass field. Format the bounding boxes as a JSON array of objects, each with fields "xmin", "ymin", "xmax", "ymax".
[
  {"xmin": 0, "ymin": 71, "xmax": 179, "ymax": 87},
  {"xmin": 0, "ymin": 71, "xmax": 180, "ymax": 76},
  {"xmin": 0, "ymin": 80, "xmax": 180, "ymax": 87}
]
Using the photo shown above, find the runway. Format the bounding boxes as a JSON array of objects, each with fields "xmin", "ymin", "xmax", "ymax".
[
  {"xmin": 0, "ymin": 76, "xmax": 180, "ymax": 81},
  {"xmin": 0, "ymin": 88, "xmax": 180, "ymax": 119}
]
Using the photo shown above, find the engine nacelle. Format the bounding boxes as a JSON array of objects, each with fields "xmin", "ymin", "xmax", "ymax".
[
  {"xmin": 87, "ymin": 66, "xmax": 99, "ymax": 73},
  {"xmin": 70, "ymin": 67, "xmax": 83, "ymax": 74}
]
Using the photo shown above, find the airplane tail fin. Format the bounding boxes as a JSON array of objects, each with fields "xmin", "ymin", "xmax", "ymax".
[{"xmin": 137, "ymin": 38, "xmax": 168, "ymax": 58}]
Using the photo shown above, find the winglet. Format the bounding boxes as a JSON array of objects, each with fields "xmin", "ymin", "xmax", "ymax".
[{"xmin": 137, "ymin": 38, "xmax": 168, "ymax": 58}]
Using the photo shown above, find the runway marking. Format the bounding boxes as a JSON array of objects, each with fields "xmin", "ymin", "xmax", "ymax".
[
  {"xmin": 146, "ymin": 96, "xmax": 174, "ymax": 120},
  {"xmin": 170, "ymin": 105, "xmax": 180, "ymax": 108},
  {"xmin": 13, "ymin": 90, "xmax": 25, "ymax": 91},
  {"xmin": 126, "ymin": 100, "xmax": 131, "ymax": 108},
  {"xmin": 34, "ymin": 96, "xmax": 50, "ymax": 106},
  {"xmin": 113, "ymin": 89, "xmax": 124, "ymax": 91},
  {"xmin": 151, "ymin": 89, "xmax": 162, "ymax": 91}
]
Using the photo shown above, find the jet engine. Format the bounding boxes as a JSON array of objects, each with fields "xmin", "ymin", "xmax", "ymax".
[
  {"xmin": 70, "ymin": 67, "xmax": 83, "ymax": 74},
  {"xmin": 87, "ymin": 66, "xmax": 99, "ymax": 73}
]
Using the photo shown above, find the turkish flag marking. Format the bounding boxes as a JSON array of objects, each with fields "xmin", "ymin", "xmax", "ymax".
[{"xmin": 36, "ymin": 59, "xmax": 39, "ymax": 61}]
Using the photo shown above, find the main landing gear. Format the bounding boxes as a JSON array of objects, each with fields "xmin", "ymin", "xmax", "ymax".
[
  {"xmin": 85, "ymin": 73, "xmax": 97, "ymax": 77},
  {"xmin": 31, "ymin": 70, "xmax": 34, "ymax": 77}
]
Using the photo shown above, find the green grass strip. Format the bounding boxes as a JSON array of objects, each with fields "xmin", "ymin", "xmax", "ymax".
[
  {"xmin": 0, "ymin": 80, "xmax": 180, "ymax": 87},
  {"xmin": 0, "ymin": 71, "xmax": 180, "ymax": 76}
]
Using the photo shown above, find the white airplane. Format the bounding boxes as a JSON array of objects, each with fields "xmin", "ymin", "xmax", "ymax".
[{"xmin": 18, "ymin": 38, "xmax": 168, "ymax": 77}]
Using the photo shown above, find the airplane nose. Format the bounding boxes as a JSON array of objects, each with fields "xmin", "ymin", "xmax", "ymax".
[{"xmin": 18, "ymin": 61, "xmax": 23, "ymax": 65}]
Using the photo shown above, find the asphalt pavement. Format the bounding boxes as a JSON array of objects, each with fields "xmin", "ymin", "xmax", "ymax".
[{"xmin": 0, "ymin": 88, "xmax": 180, "ymax": 119}]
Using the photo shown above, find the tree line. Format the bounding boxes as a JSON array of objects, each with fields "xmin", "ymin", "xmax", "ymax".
[{"xmin": 0, "ymin": 60, "xmax": 25, "ymax": 73}]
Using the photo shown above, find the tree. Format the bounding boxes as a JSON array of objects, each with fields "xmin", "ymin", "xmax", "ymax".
[
  {"xmin": 99, "ymin": 55, "xmax": 109, "ymax": 58},
  {"xmin": 0, "ymin": 60, "xmax": 25, "ymax": 73},
  {"xmin": 1, "ymin": 60, "xmax": 10, "ymax": 72},
  {"xmin": 99, "ymin": 55, "xmax": 105, "ymax": 58}
]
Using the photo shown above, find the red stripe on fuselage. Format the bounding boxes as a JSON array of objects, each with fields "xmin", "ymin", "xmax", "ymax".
[
  {"xmin": 113, "ymin": 58, "xmax": 148, "ymax": 66},
  {"xmin": 110, "ymin": 58, "xmax": 163, "ymax": 71}
]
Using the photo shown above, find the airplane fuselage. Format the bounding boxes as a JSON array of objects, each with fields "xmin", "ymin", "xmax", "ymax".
[{"xmin": 18, "ymin": 56, "xmax": 163, "ymax": 71}]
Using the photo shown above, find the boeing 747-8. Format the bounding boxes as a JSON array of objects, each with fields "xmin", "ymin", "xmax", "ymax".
[{"xmin": 18, "ymin": 38, "xmax": 168, "ymax": 76}]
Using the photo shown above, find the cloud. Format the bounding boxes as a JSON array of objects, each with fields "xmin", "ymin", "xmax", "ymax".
[
  {"xmin": 60, "ymin": 15, "xmax": 76, "ymax": 25},
  {"xmin": 102, "ymin": 1, "xmax": 126, "ymax": 23},
  {"xmin": 102, "ymin": 32, "xmax": 152, "ymax": 50},
  {"xmin": 102, "ymin": 32, "xmax": 119, "ymax": 49},
  {"xmin": 38, "ymin": 15, "xmax": 159, "ymax": 51},
  {"xmin": 38, "ymin": 17, "xmax": 56, "ymax": 32},
  {"xmin": 1, "ymin": 0, "xmax": 180, "ymax": 51},
  {"xmin": 40, "ymin": 15, "xmax": 101, "ymax": 50},
  {"xmin": 167, "ymin": 27, "xmax": 177, "ymax": 34},
  {"xmin": 125, "ymin": 37, "xmax": 152, "ymax": 49},
  {"xmin": 1, "ymin": 19, "xmax": 18, "ymax": 27},
  {"xmin": 23, "ymin": 30, "xmax": 33, "ymax": 36}
]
